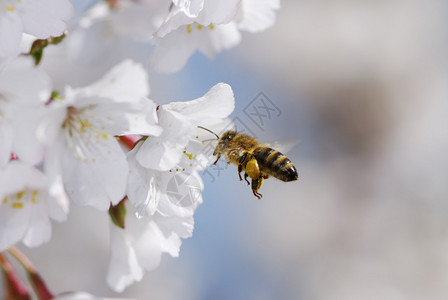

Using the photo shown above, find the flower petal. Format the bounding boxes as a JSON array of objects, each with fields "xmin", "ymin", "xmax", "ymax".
[
  {"xmin": 76, "ymin": 59, "xmax": 150, "ymax": 103},
  {"xmin": 0, "ymin": 117, "xmax": 13, "ymax": 167},
  {"xmin": 127, "ymin": 144, "xmax": 160, "ymax": 217},
  {"xmin": 0, "ymin": 56, "xmax": 51, "ymax": 103},
  {"xmin": 85, "ymin": 98, "xmax": 161, "ymax": 137},
  {"xmin": 196, "ymin": 0, "xmax": 242, "ymax": 25},
  {"xmin": 136, "ymin": 109, "xmax": 193, "ymax": 170},
  {"xmin": 132, "ymin": 221, "xmax": 164, "ymax": 270},
  {"xmin": 237, "ymin": 0, "xmax": 280, "ymax": 33},
  {"xmin": 21, "ymin": 0, "xmax": 73, "ymax": 38},
  {"xmin": 155, "ymin": 7, "xmax": 197, "ymax": 38},
  {"xmin": 22, "ymin": 203, "xmax": 51, "ymax": 248},
  {"xmin": 157, "ymin": 171, "xmax": 203, "ymax": 217},
  {"xmin": 107, "ymin": 224, "xmax": 143, "ymax": 293},
  {"xmin": 109, "ymin": 2, "xmax": 157, "ymax": 40},
  {"xmin": 0, "ymin": 161, "xmax": 47, "ymax": 195},
  {"xmin": 197, "ymin": 22, "xmax": 241, "ymax": 58},
  {"xmin": 0, "ymin": 12, "xmax": 22, "ymax": 57},
  {"xmin": 173, "ymin": 0, "xmax": 205, "ymax": 17},
  {"xmin": 11, "ymin": 107, "xmax": 46, "ymax": 166},
  {"xmin": 156, "ymin": 213, "xmax": 194, "ymax": 246},
  {"xmin": 156, "ymin": 0, "xmax": 241, "ymax": 38},
  {"xmin": 61, "ymin": 137, "xmax": 128, "ymax": 210},
  {"xmin": 0, "ymin": 202, "xmax": 31, "ymax": 251},
  {"xmin": 46, "ymin": 176, "xmax": 69, "ymax": 222},
  {"xmin": 151, "ymin": 26, "xmax": 199, "ymax": 73},
  {"xmin": 165, "ymin": 82, "xmax": 235, "ymax": 124}
]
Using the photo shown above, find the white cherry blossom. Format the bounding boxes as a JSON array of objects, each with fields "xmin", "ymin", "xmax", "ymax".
[
  {"xmin": 152, "ymin": 0, "xmax": 280, "ymax": 73},
  {"xmin": 151, "ymin": 21, "xmax": 241, "ymax": 73},
  {"xmin": 155, "ymin": 0, "xmax": 241, "ymax": 38},
  {"xmin": 40, "ymin": 60, "xmax": 160, "ymax": 211},
  {"xmin": 0, "ymin": 0, "xmax": 73, "ymax": 57},
  {"xmin": 152, "ymin": 0, "xmax": 241, "ymax": 73},
  {"xmin": 108, "ymin": 82, "xmax": 234, "ymax": 291},
  {"xmin": 135, "ymin": 82, "xmax": 235, "ymax": 171},
  {"xmin": 107, "ymin": 176, "xmax": 201, "ymax": 292},
  {"xmin": 0, "ymin": 160, "xmax": 69, "ymax": 251},
  {"xmin": 127, "ymin": 82, "xmax": 234, "ymax": 216}
]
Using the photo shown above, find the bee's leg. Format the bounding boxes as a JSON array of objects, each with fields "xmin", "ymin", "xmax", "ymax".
[
  {"xmin": 247, "ymin": 157, "xmax": 263, "ymax": 198},
  {"xmin": 237, "ymin": 153, "xmax": 248, "ymax": 181},
  {"xmin": 251, "ymin": 177, "xmax": 264, "ymax": 199},
  {"xmin": 244, "ymin": 173, "xmax": 250, "ymax": 185},
  {"xmin": 213, "ymin": 154, "xmax": 221, "ymax": 165},
  {"xmin": 245, "ymin": 157, "xmax": 260, "ymax": 180}
]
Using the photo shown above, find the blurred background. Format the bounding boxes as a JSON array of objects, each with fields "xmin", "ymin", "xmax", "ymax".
[{"xmin": 13, "ymin": 0, "xmax": 448, "ymax": 299}]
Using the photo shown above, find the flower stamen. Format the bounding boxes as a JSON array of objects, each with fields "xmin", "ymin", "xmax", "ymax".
[
  {"xmin": 12, "ymin": 202, "xmax": 23, "ymax": 209},
  {"xmin": 1, "ymin": 189, "xmax": 40, "ymax": 209},
  {"xmin": 186, "ymin": 22, "xmax": 215, "ymax": 34},
  {"xmin": 62, "ymin": 105, "xmax": 110, "ymax": 162}
]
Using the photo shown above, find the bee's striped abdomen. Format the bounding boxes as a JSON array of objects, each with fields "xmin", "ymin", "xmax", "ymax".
[{"xmin": 253, "ymin": 147, "xmax": 298, "ymax": 182}]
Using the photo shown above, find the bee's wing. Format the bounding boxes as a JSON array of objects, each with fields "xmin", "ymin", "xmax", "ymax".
[{"xmin": 263, "ymin": 140, "xmax": 300, "ymax": 154}]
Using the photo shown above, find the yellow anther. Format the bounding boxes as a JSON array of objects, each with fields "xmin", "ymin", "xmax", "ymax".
[
  {"xmin": 183, "ymin": 151, "xmax": 194, "ymax": 160},
  {"xmin": 115, "ymin": 136, "xmax": 121, "ymax": 141},
  {"xmin": 197, "ymin": 24, "xmax": 203, "ymax": 30},
  {"xmin": 16, "ymin": 191, "xmax": 25, "ymax": 199},
  {"xmin": 31, "ymin": 190, "xmax": 38, "ymax": 202},
  {"xmin": 2, "ymin": 197, "xmax": 7, "ymax": 204},
  {"xmin": 79, "ymin": 119, "xmax": 94, "ymax": 133},
  {"xmin": 12, "ymin": 202, "xmax": 23, "ymax": 209},
  {"xmin": 187, "ymin": 24, "xmax": 192, "ymax": 34},
  {"xmin": 79, "ymin": 118, "xmax": 109, "ymax": 140},
  {"xmin": 79, "ymin": 122, "xmax": 87, "ymax": 133},
  {"xmin": 209, "ymin": 24, "xmax": 215, "ymax": 30},
  {"xmin": 5, "ymin": 5, "xmax": 14, "ymax": 11}
]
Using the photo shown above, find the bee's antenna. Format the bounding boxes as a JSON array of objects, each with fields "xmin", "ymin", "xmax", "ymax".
[
  {"xmin": 197, "ymin": 126, "xmax": 219, "ymax": 140},
  {"xmin": 202, "ymin": 138, "xmax": 218, "ymax": 143}
]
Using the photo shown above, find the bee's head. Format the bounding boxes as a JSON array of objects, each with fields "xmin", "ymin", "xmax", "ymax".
[{"xmin": 214, "ymin": 130, "xmax": 237, "ymax": 155}]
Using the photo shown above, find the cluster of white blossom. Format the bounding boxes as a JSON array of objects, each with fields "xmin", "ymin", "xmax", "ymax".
[{"xmin": 0, "ymin": 0, "xmax": 279, "ymax": 295}]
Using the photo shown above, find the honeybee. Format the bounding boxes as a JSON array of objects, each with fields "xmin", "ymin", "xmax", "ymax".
[{"xmin": 199, "ymin": 127, "xmax": 298, "ymax": 199}]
